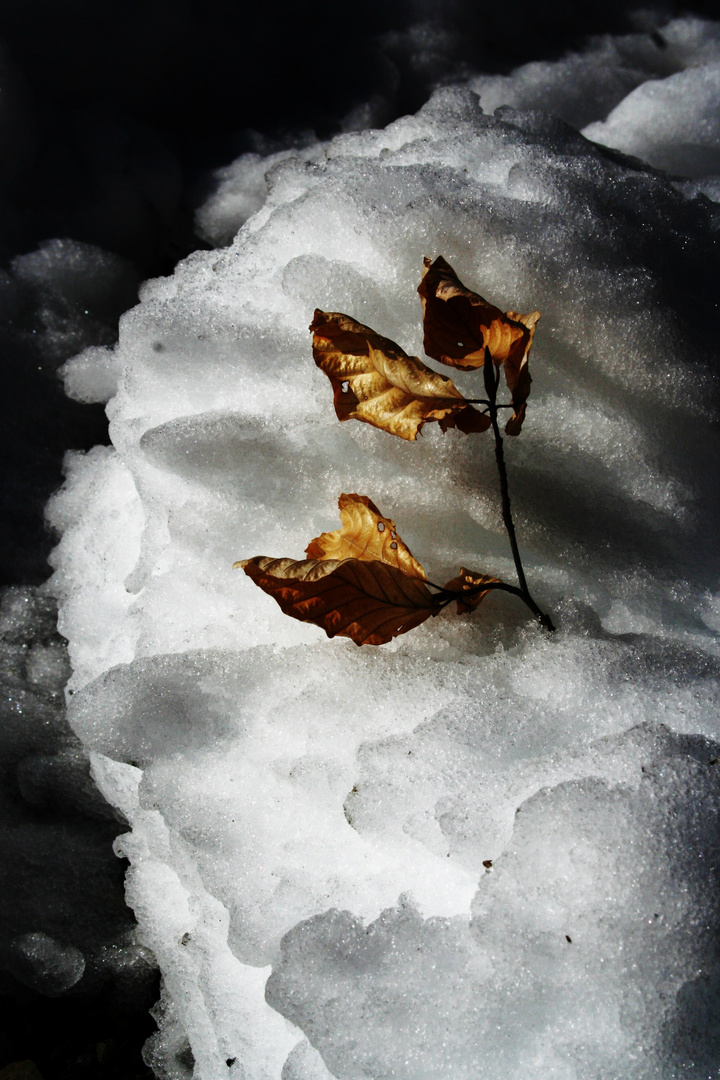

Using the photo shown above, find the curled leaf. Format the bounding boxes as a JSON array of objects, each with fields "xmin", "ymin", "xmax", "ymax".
[
  {"xmin": 418, "ymin": 255, "xmax": 540, "ymax": 434},
  {"xmin": 310, "ymin": 309, "xmax": 490, "ymax": 441},
  {"xmin": 306, "ymin": 493, "xmax": 428, "ymax": 581},
  {"xmin": 236, "ymin": 555, "xmax": 440, "ymax": 646},
  {"xmin": 443, "ymin": 567, "xmax": 502, "ymax": 614}
]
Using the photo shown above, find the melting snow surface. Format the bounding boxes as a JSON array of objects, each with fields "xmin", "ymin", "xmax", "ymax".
[{"xmin": 52, "ymin": 20, "xmax": 720, "ymax": 1080}]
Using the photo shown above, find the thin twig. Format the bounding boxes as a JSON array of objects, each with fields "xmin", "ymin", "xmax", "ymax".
[{"xmin": 483, "ymin": 348, "xmax": 555, "ymax": 632}]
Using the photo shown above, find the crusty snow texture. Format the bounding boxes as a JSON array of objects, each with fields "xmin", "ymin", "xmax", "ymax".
[{"xmin": 52, "ymin": 20, "xmax": 720, "ymax": 1080}]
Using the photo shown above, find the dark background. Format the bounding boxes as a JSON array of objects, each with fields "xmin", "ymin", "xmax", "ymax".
[{"xmin": 1, "ymin": 1, "xmax": 720, "ymax": 1077}]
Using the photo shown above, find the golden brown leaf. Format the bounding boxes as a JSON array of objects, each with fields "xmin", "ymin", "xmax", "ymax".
[
  {"xmin": 443, "ymin": 567, "xmax": 502, "ymax": 614},
  {"xmin": 418, "ymin": 256, "xmax": 540, "ymax": 434},
  {"xmin": 310, "ymin": 309, "xmax": 490, "ymax": 441},
  {"xmin": 236, "ymin": 555, "xmax": 441, "ymax": 646},
  {"xmin": 306, "ymin": 493, "xmax": 428, "ymax": 581}
]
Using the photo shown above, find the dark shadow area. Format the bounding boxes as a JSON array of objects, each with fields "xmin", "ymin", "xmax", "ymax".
[
  {"xmin": 0, "ymin": 975, "xmax": 161, "ymax": 1080},
  {"xmin": 0, "ymin": 589, "xmax": 159, "ymax": 1079}
]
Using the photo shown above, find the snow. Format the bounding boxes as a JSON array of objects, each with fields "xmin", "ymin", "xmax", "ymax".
[
  {"xmin": 49, "ymin": 16, "xmax": 720, "ymax": 1080},
  {"xmin": 583, "ymin": 60, "xmax": 720, "ymax": 176},
  {"xmin": 468, "ymin": 16, "xmax": 720, "ymax": 130}
]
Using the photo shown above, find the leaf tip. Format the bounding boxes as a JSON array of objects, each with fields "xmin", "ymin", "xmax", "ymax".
[{"xmin": 309, "ymin": 309, "xmax": 327, "ymax": 333}]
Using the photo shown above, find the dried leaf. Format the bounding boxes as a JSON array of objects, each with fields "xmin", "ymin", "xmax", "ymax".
[
  {"xmin": 310, "ymin": 309, "xmax": 490, "ymax": 440},
  {"xmin": 236, "ymin": 555, "xmax": 440, "ymax": 645},
  {"xmin": 443, "ymin": 567, "xmax": 502, "ymax": 614},
  {"xmin": 418, "ymin": 256, "xmax": 540, "ymax": 434},
  {"xmin": 306, "ymin": 493, "xmax": 428, "ymax": 581}
]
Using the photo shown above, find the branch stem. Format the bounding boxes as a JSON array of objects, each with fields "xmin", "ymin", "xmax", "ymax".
[{"xmin": 483, "ymin": 350, "xmax": 555, "ymax": 632}]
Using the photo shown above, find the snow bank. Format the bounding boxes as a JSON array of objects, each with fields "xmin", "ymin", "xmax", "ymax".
[
  {"xmin": 51, "ymin": 22, "xmax": 720, "ymax": 1080},
  {"xmin": 468, "ymin": 16, "xmax": 720, "ymax": 130},
  {"xmin": 583, "ymin": 59, "xmax": 720, "ymax": 177}
]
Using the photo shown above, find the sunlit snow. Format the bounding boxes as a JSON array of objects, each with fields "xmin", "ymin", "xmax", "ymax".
[{"xmin": 50, "ymin": 20, "xmax": 720, "ymax": 1080}]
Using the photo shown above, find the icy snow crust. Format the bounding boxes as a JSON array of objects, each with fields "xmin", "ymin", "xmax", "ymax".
[{"xmin": 50, "ymin": 70, "xmax": 720, "ymax": 1080}]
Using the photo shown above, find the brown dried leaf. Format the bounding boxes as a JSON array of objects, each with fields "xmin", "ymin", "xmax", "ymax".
[
  {"xmin": 418, "ymin": 256, "xmax": 540, "ymax": 434},
  {"xmin": 236, "ymin": 555, "xmax": 440, "ymax": 645},
  {"xmin": 306, "ymin": 493, "xmax": 428, "ymax": 581},
  {"xmin": 443, "ymin": 567, "xmax": 502, "ymax": 614},
  {"xmin": 310, "ymin": 309, "xmax": 490, "ymax": 441}
]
